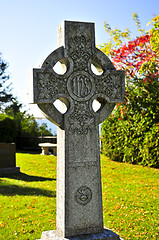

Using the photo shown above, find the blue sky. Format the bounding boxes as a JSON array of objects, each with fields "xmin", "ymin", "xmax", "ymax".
[{"xmin": 0, "ymin": 0, "xmax": 158, "ymax": 121}]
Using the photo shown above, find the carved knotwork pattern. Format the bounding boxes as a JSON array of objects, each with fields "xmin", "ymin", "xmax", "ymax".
[
  {"xmin": 72, "ymin": 36, "xmax": 87, "ymax": 52},
  {"xmin": 72, "ymin": 51, "xmax": 90, "ymax": 71},
  {"xmin": 95, "ymin": 72, "xmax": 122, "ymax": 99},
  {"xmin": 37, "ymin": 73, "xmax": 67, "ymax": 100},
  {"xmin": 69, "ymin": 102, "xmax": 95, "ymax": 134},
  {"xmin": 69, "ymin": 35, "xmax": 92, "ymax": 71}
]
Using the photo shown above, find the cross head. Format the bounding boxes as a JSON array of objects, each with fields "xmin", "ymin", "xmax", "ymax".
[{"xmin": 33, "ymin": 21, "xmax": 125, "ymax": 132}]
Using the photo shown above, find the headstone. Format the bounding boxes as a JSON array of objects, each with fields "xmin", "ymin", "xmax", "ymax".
[
  {"xmin": 33, "ymin": 21, "xmax": 125, "ymax": 240},
  {"xmin": 0, "ymin": 143, "xmax": 20, "ymax": 175}
]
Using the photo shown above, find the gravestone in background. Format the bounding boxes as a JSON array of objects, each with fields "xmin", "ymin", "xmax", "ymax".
[
  {"xmin": 0, "ymin": 143, "xmax": 20, "ymax": 175},
  {"xmin": 33, "ymin": 21, "xmax": 125, "ymax": 240}
]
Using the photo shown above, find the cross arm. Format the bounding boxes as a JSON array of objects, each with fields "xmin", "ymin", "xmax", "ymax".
[
  {"xmin": 95, "ymin": 70, "xmax": 125, "ymax": 103},
  {"xmin": 33, "ymin": 68, "xmax": 68, "ymax": 104}
]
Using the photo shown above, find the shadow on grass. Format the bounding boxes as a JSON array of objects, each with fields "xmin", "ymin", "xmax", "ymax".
[
  {"xmin": 1, "ymin": 172, "xmax": 56, "ymax": 182},
  {"xmin": 0, "ymin": 183, "xmax": 56, "ymax": 197}
]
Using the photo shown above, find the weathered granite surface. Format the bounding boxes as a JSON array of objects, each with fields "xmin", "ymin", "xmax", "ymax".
[
  {"xmin": 0, "ymin": 143, "xmax": 16, "ymax": 168},
  {"xmin": 40, "ymin": 228, "xmax": 123, "ymax": 240},
  {"xmin": 0, "ymin": 167, "xmax": 20, "ymax": 175},
  {"xmin": 33, "ymin": 21, "xmax": 125, "ymax": 239}
]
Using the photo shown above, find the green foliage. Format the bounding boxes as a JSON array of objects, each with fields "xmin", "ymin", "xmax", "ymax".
[
  {"xmin": 101, "ymin": 14, "xmax": 159, "ymax": 167},
  {"xmin": 132, "ymin": 12, "xmax": 148, "ymax": 34},
  {"xmin": 0, "ymin": 99, "xmax": 53, "ymax": 144},
  {"xmin": 98, "ymin": 23, "xmax": 130, "ymax": 56},
  {"xmin": 20, "ymin": 114, "xmax": 53, "ymax": 137},
  {"xmin": 0, "ymin": 53, "xmax": 13, "ymax": 109},
  {"xmin": 4, "ymin": 99, "xmax": 53, "ymax": 138},
  {"xmin": 148, "ymin": 15, "xmax": 159, "ymax": 54},
  {"xmin": 38, "ymin": 123, "xmax": 54, "ymax": 136},
  {"xmin": 0, "ymin": 54, "xmax": 53, "ymax": 142},
  {"xmin": 101, "ymin": 107, "xmax": 159, "ymax": 167},
  {"xmin": 0, "ymin": 154, "xmax": 158, "ymax": 239},
  {"xmin": 0, "ymin": 114, "xmax": 18, "ymax": 142},
  {"xmin": 20, "ymin": 113, "xmax": 40, "ymax": 137}
]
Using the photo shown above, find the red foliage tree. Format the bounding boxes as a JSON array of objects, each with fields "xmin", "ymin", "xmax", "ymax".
[{"xmin": 100, "ymin": 15, "xmax": 159, "ymax": 167}]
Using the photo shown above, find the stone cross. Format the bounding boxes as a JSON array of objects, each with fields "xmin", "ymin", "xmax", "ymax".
[{"xmin": 33, "ymin": 21, "xmax": 125, "ymax": 240}]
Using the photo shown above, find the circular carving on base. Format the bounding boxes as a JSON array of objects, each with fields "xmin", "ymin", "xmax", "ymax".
[
  {"xmin": 75, "ymin": 186, "xmax": 92, "ymax": 205},
  {"xmin": 67, "ymin": 71, "xmax": 95, "ymax": 101}
]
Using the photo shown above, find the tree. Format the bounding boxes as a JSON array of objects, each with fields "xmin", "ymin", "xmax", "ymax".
[
  {"xmin": 0, "ymin": 113, "xmax": 18, "ymax": 142},
  {"xmin": 38, "ymin": 123, "xmax": 54, "ymax": 136},
  {"xmin": 0, "ymin": 54, "xmax": 53, "ymax": 143},
  {"xmin": 5, "ymin": 98, "xmax": 53, "ymax": 137},
  {"xmin": 100, "ymin": 14, "xmax": 159, "ymax": 167},
  {"xmin": 5, "ymin": 98, "xmax": 22, "ymax": 117},
  {"xmin": 0, "ymin": 53, "xmax": 13, "ymax": 110}
]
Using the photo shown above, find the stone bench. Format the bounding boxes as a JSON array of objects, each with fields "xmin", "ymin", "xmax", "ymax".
[{"xmin": 38, "ymin": 142, "xmax": 57, "ymax": 155}]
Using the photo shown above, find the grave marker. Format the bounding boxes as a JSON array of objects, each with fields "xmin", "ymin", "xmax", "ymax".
[
  {"xmin": 33, "ymin": 21, "xmax": 125, "ymax": 240},
  {"xmin": 0, "ymin": 143, "xmax": 20, "ymax": 175}
]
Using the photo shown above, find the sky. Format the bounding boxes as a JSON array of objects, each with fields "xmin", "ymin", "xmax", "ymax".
[{"xmin": 0, "ymin": 0, "xmax": 158, "ymax": 132}]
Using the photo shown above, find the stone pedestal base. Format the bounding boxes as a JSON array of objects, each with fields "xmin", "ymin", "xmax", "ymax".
[
  {"xmin": 39, "ymin": 228, "xmax": 123, "ymax": 240},
  {"xmin": 0, "ymin": 167, "xmax": 20, "ymax": 175}
]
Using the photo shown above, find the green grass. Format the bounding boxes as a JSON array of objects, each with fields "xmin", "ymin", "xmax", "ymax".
[{"xmin": 0, "ymin": 153, "xmax": 159, "ymax": 240}]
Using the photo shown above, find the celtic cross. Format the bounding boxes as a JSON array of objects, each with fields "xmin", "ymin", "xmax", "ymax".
[{"xmin": 33, "ymin": 21, "xmax": 125, "ymax": 239}]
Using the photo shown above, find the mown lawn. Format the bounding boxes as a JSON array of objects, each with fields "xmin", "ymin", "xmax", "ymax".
[{"xmin": 0, "ymin": 153, "xmax": 158, "ymax": 240}]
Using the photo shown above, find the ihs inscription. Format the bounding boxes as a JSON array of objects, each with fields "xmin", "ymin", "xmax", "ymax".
[
  {"xmin": 71, "ymin": 74, "xmax": 92, "ymax": 98},
  {"xmin": 67, "ymin": 72, "xmax": 94, "ymax": 102}
]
